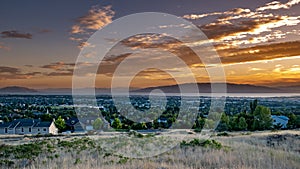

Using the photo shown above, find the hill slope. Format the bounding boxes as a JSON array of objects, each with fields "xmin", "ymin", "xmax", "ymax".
[{"xmin": 0, "ymin": 86, "xmax": 38, "ymax": 93}]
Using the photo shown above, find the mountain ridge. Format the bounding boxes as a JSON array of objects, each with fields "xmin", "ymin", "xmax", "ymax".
[
  {"xmin": 0, "ymin": 86, "xmax": 38, "ymax": 93},
  {"xmin": 1, "ymin": 83, "xmax": 299, "ymax": 94}
]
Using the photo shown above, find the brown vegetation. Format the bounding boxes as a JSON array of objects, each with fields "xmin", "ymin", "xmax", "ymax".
[{"xmin": 0, "ymin": 130, "xmax": 299, "ymax": 169}]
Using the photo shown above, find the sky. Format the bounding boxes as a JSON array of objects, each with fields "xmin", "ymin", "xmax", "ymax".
[{"xmin": 0, "ymin": 0, "xmax": 299, "ymax": 89}]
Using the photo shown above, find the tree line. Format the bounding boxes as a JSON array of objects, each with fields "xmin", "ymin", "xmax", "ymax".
[{"xmin": 93, "ymin": 99, "xmax": 300, "ymax": 132}]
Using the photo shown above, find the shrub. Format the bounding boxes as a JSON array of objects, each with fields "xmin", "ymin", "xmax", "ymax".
[
  {"xmin": 180, "ymin": 138, "xmax": 223, "ymax": 149},
  {"xmin": 217, "ymin": 132, "xmax": 230, "ymax": 136}
]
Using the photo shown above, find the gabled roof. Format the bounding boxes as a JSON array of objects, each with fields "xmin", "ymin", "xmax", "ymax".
[
  {"xmin": 15, "ymin": 119, "xmax": 40, "ymax": 128},
  {"xmin": 16, "ymin": 119, "xmax": 40, "ymax": 123},
  {"xmin": 16, "ymin": 121, "xmax": 34, "ymax": 127},
  {"xmin": 65, "ymin": 117, "xmax": 79, "ymax": 126},
  {"xmin": 0, "ymin": 119, "xmax": 52, "ymax": 128},
  {"xmin": 6, "ymin": 121, "xmax": 20, "ymax": 129},
  {"xmin": 0, "ymin": 121, "xmax": 22, "ymax": 128},
  {"xmin": 0, "ymin": 122, "xmax": 13, "ymax": 128},
  {"xmin": 34, "ymin": 121, "xmax": 53, "ymax": 128}
]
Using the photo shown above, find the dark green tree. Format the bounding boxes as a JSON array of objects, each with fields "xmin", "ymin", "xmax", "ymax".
[
  {"xmin": 216, "ymin": 113, "xmax": 229, "ymax": 131},
  {"xmin": 250, "ymin": 99, "xmax": 258, "ymax": 114},
  {"xmin": 251, "ymin": 106, "xmax": 273, "ymax": 130},
  {"xmin": 131, "ymin": 122, "xmax": 147, "ymax": 130},
  {"xmin": 3, "ymin": 116, "xmax": 9, "ymax": 122},
  {"xmin": 229, "ymin": 116, "xmax": 239, "ymax": 131},
  {"xmin": 287, "ymin": 113, "xmax": 297, "ymax": 129},
  {"xmin": 194, "ymin": 117, "xmax": 206, "ymax": 130},
  {"xmin": 238, "ymin": 117, "xmax": 248, "ymax": 130},
  {"xmin": 41, "ymin": 113, "xmax": 53, "ymax": 121}
]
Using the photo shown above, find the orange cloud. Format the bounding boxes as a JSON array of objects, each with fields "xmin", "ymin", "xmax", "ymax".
[
  {"xmin": 70, "ymin": 5, "xmax": 115, "ymax": 48},
  {"xmin": 183, "ymin": 1, "xmax": 300, "ymax": 49}
]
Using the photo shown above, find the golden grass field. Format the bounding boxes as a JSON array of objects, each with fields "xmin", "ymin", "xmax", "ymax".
[{"xmin": 0, "ymin": 130, "xmax": 299, "ymax": 169}]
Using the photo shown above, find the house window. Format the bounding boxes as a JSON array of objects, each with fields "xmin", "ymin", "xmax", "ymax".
[
  {"xmin": 29, "ymin": 128, "xmax": 31, "ymax": 132},
  {"xmin": 5, "ymin": 128, "xmax": 7, "ymax": 133},
  {"xmin": 38, "ymin": 129, "xmax": 40, "ymax": 131},
  {"xmin": 43, "ymin": 128, "xmax": 46, "ymax": 131},
  {"xmin": 22, "ymin": 128, "xmax": 24, "ymax": 132}
]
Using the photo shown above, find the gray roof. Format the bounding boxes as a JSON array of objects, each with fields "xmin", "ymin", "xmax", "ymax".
[
  {"xmin": 16, "ymin": 122, "xmax": 34, "ymax": 127},
  {"xmin": 34, "ymin": 121, "xmax": 53, "ymax": 127},
  {"xmin": 15, "ymin": 119, "xmax": 41, "ymax": 127},
  {"xmin": 0, "ymin": 120, "xmax": 20, "ymax": 129},
  {"xmin": 0, "ymin": 119, "xmax": 52, "ymax": 128},
  {"xmin": 0, "ymin": 122, "xmax": 13, "ymax": 128}
]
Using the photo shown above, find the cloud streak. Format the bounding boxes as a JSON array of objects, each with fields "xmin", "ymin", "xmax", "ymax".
[
  {"xmin": 0, "ymin": 66, "xmax": 41, "ymax": 80},
  {"xmin": 257, "ymin": 0, "xmax": 300, "ymax": 11},
  {"xmin": 182, "ymin": 0, "xmax": 300, "ymax": 50},
  {"xmin": 40, "ymin": 62, "xmax": 75, "ymax": 76},
  {"xmin": 41, "ymin": 62, "xmax": 75, "ymax": 70},
  {"xmin": 1, "ymin": 30, "xmax": 32, "ymax": 39},
  {"xmin": 73, "ymin": 5, "xmax": 114, "ymax": 32}
]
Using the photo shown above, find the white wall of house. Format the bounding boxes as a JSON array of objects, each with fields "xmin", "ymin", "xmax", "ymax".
[
  {"xmin": 0, "ymin": 128, "xmax": 8, "ymax": 134},
  {"xmin": 49, "ymin": 122, "xmax": 58, "ymax": 134},
  {"xmin": 15, "ymin": 126, "xmax": 34, "ymax": 135},
  {"xmin": 32, "ymin": 122, "xmax": 58, "ymax": 135},
  {"xmin": 33, "ymin": 127, "xmax": 49, "ymax": 134},
  {"xmin": 7, "ymin": 128, "xmax": 16, "ymax": 134}
]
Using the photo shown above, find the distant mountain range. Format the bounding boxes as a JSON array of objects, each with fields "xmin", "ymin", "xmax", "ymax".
[
  {"xmin": 0, "ymin": 86, "xmax": 38, "ymax": 93},
  {"xmin": 135, "ymin": 83, "xmax": 285, "ymax": 93},
  {"xmin": 0, "ymin": 83, "xmax": 300, "ymax": 94}
]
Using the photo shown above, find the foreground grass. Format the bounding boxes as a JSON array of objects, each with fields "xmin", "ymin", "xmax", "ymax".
[{"xmin": 0, "ymin": 130, "xmax": 299, "ymax": 169}]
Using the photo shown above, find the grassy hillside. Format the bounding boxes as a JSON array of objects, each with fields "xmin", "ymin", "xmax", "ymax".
[{"xmin": 0, "ymin": 130, "xmax": 299, "ymax": 169}]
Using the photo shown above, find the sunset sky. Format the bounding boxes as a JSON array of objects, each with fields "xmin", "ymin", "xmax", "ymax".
[{"xmin": 1, "ymin": 0, "xmax": 300, "ymax": 89}]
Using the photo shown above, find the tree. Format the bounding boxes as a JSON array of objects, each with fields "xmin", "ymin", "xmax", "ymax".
[
  {"xmin": 252, "ymin": 106, "xmax": 273, "ymax": 130},
  {"xmin": 287, "ymin": 113, "xmax": 297, "ymax": 129},
  {"xmin": 216, "ymin": 113, "xmax": 229, "ymax": 131},
  {"xmin": 229, "ymin": 116, "xmax": 239, "ymax": 131},
  {"xmin": 238, "ymin": 117, "xmax": 248, "ymax": 131},
  {"xmin": 204, "ymin": 119, "xmax": 215, "ymax": 129},
  {"xmin": 194, "ymin": 117, "xmax": 205, "ymax": 130},
  {"xmin": 92, "ymin": 118, "xmax": 104, "ymax": 130},
  {"xmin": 273, "ymin": 123, "xmax": 283, "ymax": 130},
  {"xmin": 112, "ymin": 118, "xmax": 122, "ymax": 129},
  {"xmin": 131, "ymin": 122, "xmax": 147, "ymax": 130},
  {"xmin": 3, "ymin": 116, "xmax": 9, "ymax": 122},
  {"xmin": 55, "ymin": 116, "xmax": 66, "ymax": 132},
  {"xmin": 239, "ymin": 112, "xmax": 254, "ymax": 130},
  {"xmin": 250, "ymin": 99, "xmax": 258, "ymax": 114},
  {"xmin": 41, "ymin": 113, "xmax": 53, "ymax": 121}
]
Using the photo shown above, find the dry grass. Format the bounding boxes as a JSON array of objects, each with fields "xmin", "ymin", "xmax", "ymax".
[{"xmin": 1, "ymin": 130, "xmax": 299, "ymax": 169}]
